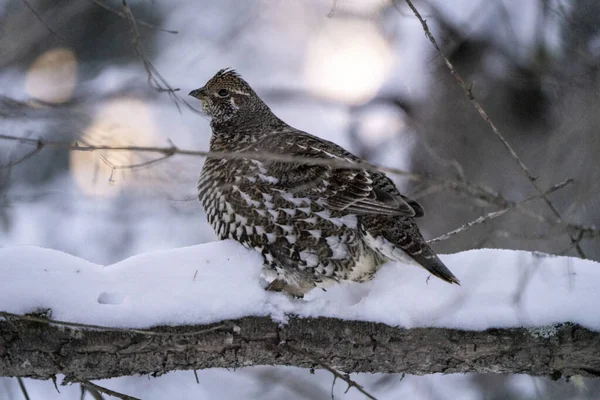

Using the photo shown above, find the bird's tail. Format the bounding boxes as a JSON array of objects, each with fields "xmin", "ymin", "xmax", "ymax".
[
  {"xmin": 362, "ymin": 218, "xmax": 460, "ymax": 285},
  {"xmin": 405, "ymin": 244, "xmax": 460, "ymax": 285}
]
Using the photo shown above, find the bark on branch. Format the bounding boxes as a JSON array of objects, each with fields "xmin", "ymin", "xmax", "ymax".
[{"xmin": 1, "ymin": 315, "xmax": 599, "ymax": 381}]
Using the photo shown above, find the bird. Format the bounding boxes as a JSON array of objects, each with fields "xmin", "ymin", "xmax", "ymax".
[{"xmin": 189, "ymin": 68, "xmax": 459, "ymax": 297}]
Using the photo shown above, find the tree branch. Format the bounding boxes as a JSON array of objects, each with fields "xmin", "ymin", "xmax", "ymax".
[{"xmin": 1, "ymin": 314, "xmax": 599, "ymax": 382}]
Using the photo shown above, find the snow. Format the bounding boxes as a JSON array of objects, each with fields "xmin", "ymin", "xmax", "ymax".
[
  {"xmin": 2, "ymin": 243, "xmax": 596, "ymax": 399},
  {"xmin": 1, "ymin": 242, "xmax": 599, "ymax": 331}
]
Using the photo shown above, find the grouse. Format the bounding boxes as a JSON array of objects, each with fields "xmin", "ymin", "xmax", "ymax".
[{"xmin": 190, "ymin": 69, "xmax": 459, "ymax": 297}]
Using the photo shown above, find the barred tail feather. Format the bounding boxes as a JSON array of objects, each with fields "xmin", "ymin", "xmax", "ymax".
[
  {"xmin": 408, "ymin": 247, "xmax": 460, "ymax": 285},
  {"xmin": 363, "ymin": 231, "xmax": 460, "ymax": 285}
]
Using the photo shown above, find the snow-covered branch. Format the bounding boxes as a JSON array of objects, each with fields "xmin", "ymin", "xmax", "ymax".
[
  {"xmin": 1, "ymin": 314, "xmax": 599, "ymax": 381},
  {"xmin": 1, "ymin": 244, "xmax": 599, "ymax": 388}
]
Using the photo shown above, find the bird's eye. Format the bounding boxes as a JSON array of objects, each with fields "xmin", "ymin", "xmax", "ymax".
[{"xmin": 217, "ymin": 89, "xmax": 229, "ymax": 97}]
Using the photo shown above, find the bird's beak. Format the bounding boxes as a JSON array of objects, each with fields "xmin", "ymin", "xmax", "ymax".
[{"xmin": 188, "ymin": 88, "xmax": 204, "ymax": 99}]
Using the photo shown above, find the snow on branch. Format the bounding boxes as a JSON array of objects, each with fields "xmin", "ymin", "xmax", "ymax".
[
  {"xmin": 1, "ymin": 244, "xmax": 600, "ymax": 387},
  {"xmin": 1, "ymin": 313, "xmax": 599, "ymax": 382}
]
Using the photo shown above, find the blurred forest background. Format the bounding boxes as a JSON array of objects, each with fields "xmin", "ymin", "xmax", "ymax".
[{"xmin": 1, "ymin": 0, "xmax": 599, "ymax": 399}]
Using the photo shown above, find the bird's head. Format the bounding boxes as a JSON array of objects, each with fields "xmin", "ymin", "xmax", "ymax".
[{"xmin": 189, "ymin": 68, "xmax": 265, "ymax": 124}]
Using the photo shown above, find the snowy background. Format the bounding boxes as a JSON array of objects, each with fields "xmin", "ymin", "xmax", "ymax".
[{"xmin": 1, "ymin": 0, "xmax": 600, "ymax": 398}]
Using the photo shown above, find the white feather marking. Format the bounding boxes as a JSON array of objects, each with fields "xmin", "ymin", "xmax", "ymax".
[
  {"xmin": 254, "ymin": 209, "xmax": 267, "ymax": 217},
  {"xmin": 325, "ymin": 236, "xmax": 340, "ymax": 247},
  {"xmin": 265, "ymin": 233, "xmax": 276, "ymax": 243},
  {"xmin": 268, "ymin": 209, "xmax": 279, "ymax": 218},
  {"xmin": 324, "ymin": 263, "xmax": 334, "ymax": 275},
  {"xmin": 276, "ymin": 224, "xmax": 294, "ymax": 234},
  {"xmin": 258, "ymin": 174, "xmax": 278, "ymax": 184},
  {"xmin": 235, "ymin": 225, "xmax": 244, "ymax": 237},
  {"xmin": 339, "ymin": 214, "xmax": 357, "ymax": 228},
  {"xmin": 281, "ymin": 193, "xmax": 310, "ymax": 206},
  {"xmin": 362, "ymin": 232, "xmax": 416, "ymax": 265},
  {"xmin": 325, "ymin": 236, "xmax": 349, "ymax": 260},
  {"xmin": 302, "ymin": 216, "xmax": 318, "ymax": 224},
  {"xmin": 255, "ymin": 226, "xmax": 266, "ymax": 235},
  {"xmin": 237, "ymin": 190, "xmax": 261, "ymax": 207},
  {"xmin": 234, "ymin": 214, "xmax": 248, "ymax": 225},
  {"xmin": 285, "ymin": 235, "xmax": 297, "ymax": 244},
  {"xmin": 315, "ymin": 210, "xmax": 330, "ymax": 219},
  {"xmin": 299, "ymin": 251, "xmax": 319, "ymax": 267},
  {"xmin": 307, "ymin": 229, "xmax": 321, "ymax": 238},
  {"xmin": 280, "ymin": 208, "xmax": 296, "ymax": 216}
]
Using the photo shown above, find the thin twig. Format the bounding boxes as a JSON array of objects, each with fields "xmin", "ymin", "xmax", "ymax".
[
  {"xmin": 0, "ymin": 311, "xmax": 231, "ymax": 337},
  {"xmin": 19, "ymin": 0, "xmax": 69, "ymax": 44},
  {"xmin": 331, "ymin": 375, "xmax": 337, "ymax": 399},
  {"xmin": 428, "ymin": 178, "xmax": 575, "ymax": 243},
  {"xmin": 120, "ymin": 0, "xmax": 191, "ymax": 117},
  {"xmin": 80, "ymin": 381, "xmax": 140, "ymax": 400},
  {"xmin": 0, "ymin": 140, "xmax": 44, "ymax": 170},
  {"xmin": 90, "ymin": 0, "xmax": 178, "ymax": 33},
  {"xmin": 278, "ymin": 343, "xmax": 378, "ymax": 400},
  {"xmin": 402, "ymin": 0, "xmax": 587, "ymax": 258},
  {"xmin": 16, "ymin": 377, "xmax": 31, "ymax": 400},
  {"xmin": 81, "ymin": 384, "xmax": 105, "ymax": 400},
  {"xmin": 117, "ymin": 0, "xmax": 202, "ymax": 115}
]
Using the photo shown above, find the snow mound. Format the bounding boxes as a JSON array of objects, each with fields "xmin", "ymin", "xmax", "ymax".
[{"xmin": 1, "ymin": 241, "xmax": 598, "ymax": 330}]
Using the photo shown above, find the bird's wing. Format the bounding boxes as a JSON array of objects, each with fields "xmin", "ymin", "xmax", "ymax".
[
  {"xmin": 327, "ymin": 169, "xmax": 418, "ymax": 217},
  {"xmin": 255, "ymin": 131, "xmax": 422, "ymax": 218}
]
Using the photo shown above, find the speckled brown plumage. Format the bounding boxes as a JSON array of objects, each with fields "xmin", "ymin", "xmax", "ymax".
[{"xmin": 190, "ymin": 68, "xmax": 459, "ymax": 296}]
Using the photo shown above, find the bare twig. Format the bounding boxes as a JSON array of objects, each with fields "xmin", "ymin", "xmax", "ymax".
[
  {"xmin": 402, "ymin": 0, "xmax": 587, "ymax": 258},
  {"xmin": 428, "ymin": 178, "xmax": 574, "ymax": 244},
  {"xmin": 0, "ymin": 311, "xmax": 231, "ymax": 338},
  {"xmin": 121, "ymin": 0, "xmax": 176, "ymax": 94},
  {"xmin": 81, "ymin": 383, "xmax": 105, "ymax": 400},
  {"xmin": 19, "ymin": 0, "xmax": 69, "ymax": 44},
  {"xmin": 90, "ymin": 0, "xmax": 178, "ymax": 34},
  {"xmin": 0, "ymin": 140, "xmax": 44, "ymax": 170},
  {"xmin": 80, "ymin": 381, "xmax": 140, "ymax": 400},
  {"xmin": 278, "ymin": 343, "xmax": 378, "ymax": 400},
  {"xmin": 16, "ymin": 377, "xmax": 31, "ymax": 400},
  {"xmin": 118, "ymin": 1, "xmax": 202, "ymax": 115}
]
